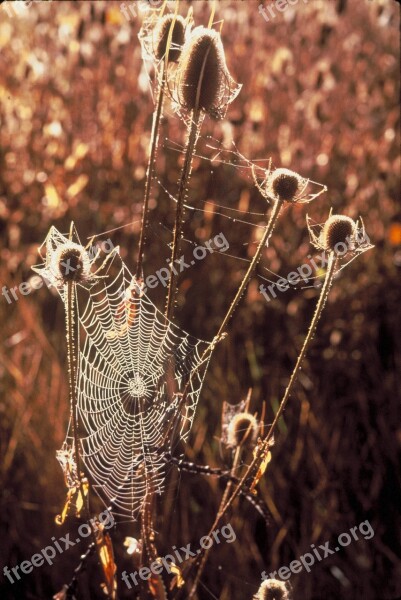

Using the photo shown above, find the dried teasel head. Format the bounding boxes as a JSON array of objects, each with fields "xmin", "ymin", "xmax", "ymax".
[
  {"xmin": 253, "ymin": 165, "xmax": 326, "ymax": 205},
  {"xmin": 307, "ymin": 212, "xmax": 373, "ymax": 265},
  {"xmin": 52, "ymin": 242, "xmax": 92, "ymax": 284},
  {"xmin": 320, "ymin": 214, "xmax": 356, "ymax": 252},
  {"xmin": 254, "ymin": 579, "xmax": 289, "ymax": 600},
  {"xmin": 153, "ymin": 14, "xmax": 186, "ymax": 63},
  {"xmin": 33, "ymin": 227, "xmax": 97, "ymax": 290},
  {"xmin": 267, "ymin": 168, "xmax": 306, "ymax": 202},
  {"xmin": 227, "ymin": 412, "xmax": 259, "ymax": 448},
  {"xmin": 176, "ymin": 26, "xmax": 241, "ymax": 117}
]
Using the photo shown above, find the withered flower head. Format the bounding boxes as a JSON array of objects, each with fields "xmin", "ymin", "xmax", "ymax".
[
  {"xmin": 32, "ymin": 226, "xmax": 95, "ymax": 289},
  {"xmin": 153, "ymin": 14, "xmax": 186, "ymax": 63},
  {"xmin": 176, "ymin": 26, "xmax": 241, "ymax": 117},
  {"xmin": 321, "ymin": 214, "xmax": 355, "ymax": 251},
  {"xmin": 227, "ymin": 412, "xmax": 258, "ymax": 448},
  {"xmin": 254, "ymin": 579, "xmax": 289, "ymax": 600}
]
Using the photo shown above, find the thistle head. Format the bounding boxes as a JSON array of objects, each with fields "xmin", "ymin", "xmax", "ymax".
[
  {"xmin": 321, "ymin": 215, "xmax": 355, "ymax": 252},
  {"xmin": 254, "ymin": 579, "xmax": 289, "ymax": 600},
  {"xmin": 268, "ymin": 168, "xmax": 305, "ymax": 202},
  {"xmin": 307, "ymin": 212, "xmax": 373, "ymax": 262},
  {"xmin": 53, "ymin": 242, "xmax": 92, "ymax": 284},
  {"xmin": 227, "ymin": 412, "xmax": 258, "ymax": 448},
  {"xmin": 176, "ymin": 27, "xmax": 240, "ymax": 117},
  {"xmin": 153, "ymin": 14, "xmax": 186, "ymax": 63}
]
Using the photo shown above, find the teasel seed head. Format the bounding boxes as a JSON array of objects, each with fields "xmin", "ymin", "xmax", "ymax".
[
  {"xmin": 53, "ymin": 242, "xmax": 91, "ymax": 284},
  {"xmin": 227, "ymin": 412, "xmax": 259, "ymax": 448},
  {"xmin": 321, "ymin": 215, "xmax": 355, "ymax": 252},
  {"xmin": 270, "ymin": 168, "xmax": 303, "ymax": 202},
  {"xmin": 254, "ymin": 579, "xmax": 289, "ymax": 600},
  {"xmin": 153, "ymin": 14, "xmax": 186, "ymax": 63},
  {"xmin": 177, "ymin": 27, "xmax": 239, "ymax": 116}
]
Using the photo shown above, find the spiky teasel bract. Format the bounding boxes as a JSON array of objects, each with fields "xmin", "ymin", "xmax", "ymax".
[
  {"xmin": 174, "ymin": 26, "xmax": 241, "ymax": 119},
  {"xmin": 252, "ymin": 165, "xmax": 327, "ymax": 205},
  {"xmin": 33, "ymin": 226, "xmax": 95, "ymax": 289},
  {"xmin": 227, "ymin": 412, "xmax": 259, "ymax": 448},
  {"xmin": 307, "ymin": 211, "xmax": 373, "ymax": 261},
  {"xmin": 254, "ymin": 579, "xmax": 290, "ymax": 600}
]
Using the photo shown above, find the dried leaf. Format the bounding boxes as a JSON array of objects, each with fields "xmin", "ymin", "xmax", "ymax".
[
  {"xmin": 96, "ymin": 529, "xmax": 117, "ymax": 600},
  {"xmin": 249, "ymin": 443, "xmax": 272, "ymax": 494},
  {"xmin": 55, "ymin": 480, "xmax": 89, "ymax": 525},
  {"xmin": 123, "ymin": 537, "xmax": 142, "ymax": 556},
  {"xmin": 169, "ymin": 562, "xmax": 185, "ymax": 589}
]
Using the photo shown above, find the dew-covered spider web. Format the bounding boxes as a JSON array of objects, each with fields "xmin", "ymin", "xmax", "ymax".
[
  {"xmin": 75, "ymin": 253, "xmax": 211, "ymax": 520},
  {"xmin": 36, "ymin": 227, "xmax": 212, "ymax": 521}
]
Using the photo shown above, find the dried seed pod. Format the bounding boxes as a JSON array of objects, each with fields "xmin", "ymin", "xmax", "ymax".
[
  {"xmin": 321, "ymin": 215, "xmax": 355, "ymax": 251},
  {"xmin": 153, "ymin": 14, "xmax": 186, "ymax": 63},
  {"xmin": 177, "ymin": 27, "xmax": 240, "ymax": 117},
  {"xmin": 53, "ymin": 242, "xmax": 91, "ymax": 284},
  {"xmin": 254, "ymin": 579, "xmax": 289, "ymax": 600},
  {"xmin": 227, "ymin": 412, "xmax": 258, "ymax": 448},
  {"xmin": 269, "ymin": 168, "xmax": 304, "ymax": 202}
]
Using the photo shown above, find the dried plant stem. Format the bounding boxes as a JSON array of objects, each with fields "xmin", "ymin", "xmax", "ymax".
[
  {"xmin": 136, "ymin": 62, "xmax": 166, "ymax": 281},
  {"xmin": 65, "ymin": 281, "xmax": 112, "ymax": 600},
  {"xmin": 165, "ymin": 108, "xmax": 201, "ymax": 321},
  {"xmin": 214, "ymin": 196, "xmax": 284, "ymax": 340},
  {"xmin": 140, "ymin": 490, "xmax": 167, "ymax": 600},
  {"xmin": 264, "ymin": 254, "xmax": 336, "ymax": 444},
  {"xmin": 188, "ymin": 445, "xmax": 241, "ymax": 599},
  {"xmin": 188, "ymin": 252, "xmax": 337, "ymax": 586},
  {"xmin": 163, "ymin": 200, "xmax": 283, "ymax": 451},
  {"xmin": 65, "ymin": 281, "xmax": 83, "ymax": 495}
]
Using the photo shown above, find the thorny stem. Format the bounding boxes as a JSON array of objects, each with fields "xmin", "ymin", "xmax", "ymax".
[
  {"xmin": 264, "ymin": 254, "xmax": 336, "ymax": 443},
  {"xmin": 214, "ymin": 196, "xmax": 284, "ymax": 340},
  {"xmin": 136, "ymin": 62, "xmax": 166, "ymax": 281},
  {"xmin": 65, "ymin": 541, "xmax": 96, "ymax": 599},
  {"xmin": 163, "ymin": 199, "xmax": 284, "ymax": 455},
  {"xmin": 187, "ymin": 253, "xmax": 337, "ymax": 598},
  {"xmin": 66, "ymin": 281, "xmax": 83, "ymax": 495},
  {"xmin": 165, "ymin": 108, "xmax": 201, "ymax": 322},
  {"xmin": 140, "ymin": 491, "xmax": 167, "ymax": 600},
  {"xmin": 65, "ymin": 280, "xmax": 112, "ymax": 600},
  {"xmin": 188, "ymin": 445, "xmax": 242, "ymax": 598}
]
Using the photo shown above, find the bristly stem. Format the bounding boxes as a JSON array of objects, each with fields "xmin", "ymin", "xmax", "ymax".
[
  {"xmin": 188, "ymin": 444, "xmax": 242, "ymax": 599},
  {"xmin": 66, "ymin": 280, "xmax": 112, "ymax": 600},
  {"xmin": 136, "ymin": 62, "xmax": 166, "ymax": 281},
  {"xmin": 190, "ymin": 251, "xmax": 338, "ymax": 565},
  {"xmin": 214, "ymin": 196, "xmax": 284, "ymax": 339},
  {"xmin": 165, "ymin": 108, "xmax": 201, "ymax": 322},
  {"xmin": 262, "ymin": 251, "xmax": 336, "ymax": 446},
  {"xmin": 66, "ymin": 280, "xmax": 82, "ymax": 489},
  {"xmin": 163, "ymin": 199, "xmax": 284, "ymax": 451}
]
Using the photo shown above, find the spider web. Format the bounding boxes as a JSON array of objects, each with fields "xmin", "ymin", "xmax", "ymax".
[
  {"xmin": 38, "ymin": 228, "xmax": 212, "ymax": 521},
  {"xmin": 77, "ymin": 252, "xmax": 211, "ymax": 520}
]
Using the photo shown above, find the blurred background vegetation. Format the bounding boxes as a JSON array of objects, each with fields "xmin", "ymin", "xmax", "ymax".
[{"xmin": 0, "ymin": 1, "xmax": 400, "ymax": 599}]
